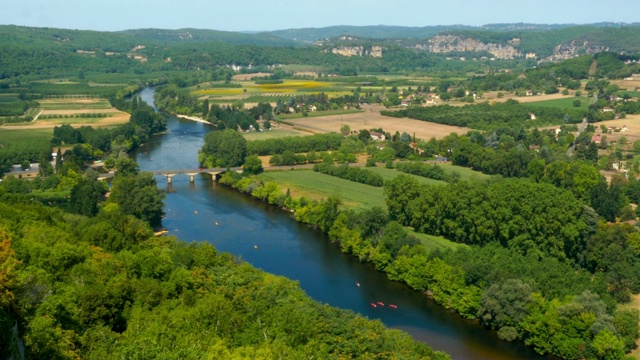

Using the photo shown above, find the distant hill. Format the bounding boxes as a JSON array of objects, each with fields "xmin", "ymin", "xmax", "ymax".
[
  {"xmin": 119, "ymin": 28, "xmax": 296, "ymax": 46},
  {"xmin": 264, "ymin": 23, "xmax": 631, "ymax": 43},
  {"xmin": 268, "ymin": 24, "xmax": 640, "ymax": 60}
]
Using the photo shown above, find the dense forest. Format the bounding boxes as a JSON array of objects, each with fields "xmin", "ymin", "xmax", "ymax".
[{"xmin": 0, "ymin": 168, "xmax": 446, "ymax": 359}]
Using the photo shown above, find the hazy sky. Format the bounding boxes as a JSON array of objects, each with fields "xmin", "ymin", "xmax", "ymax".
[{"xmin": 2, "ymin": 0, "xmax": 639, "ymax": 32}]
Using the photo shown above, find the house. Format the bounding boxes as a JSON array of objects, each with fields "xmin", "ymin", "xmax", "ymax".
[
  {"xmin": 591, "ymin": 134, "xmax": 602, "ymax": 144},
  {"xmin": 622, "ymin": 125, "xmax": 629, "ymax": 132},
  {"xmin": 309, "ymin": 105, "xmax": 317, "ymax": 112},
  {"xmin": 602, "ymin": 107, "xmax": 615, "ymax": 113},
  {"xmin": 529, "ymin": 113, "xmax": 537, "ymax": 120},
  {"xmin": 529, "ymin": 145, "xmax": 540, "ymax": 151},
  {"xmin": 526, "ymin": 90, "xmax": 534, "ymax": 96},
  {"xmin": 370, "ymin": 132, "xmax": 386, "ymax": 141},
  {"xmin": 288, "ymin": 107, "xmax": 295, "ymax": 114},
  {"xmin": 409, "ymin": 142, "xmax": 424, "ymax": 155}
]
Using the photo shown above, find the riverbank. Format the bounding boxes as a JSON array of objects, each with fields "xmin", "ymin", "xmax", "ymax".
[{"xmin": 176, "ymin": 114, "xmax": 214, "ymax": 124}]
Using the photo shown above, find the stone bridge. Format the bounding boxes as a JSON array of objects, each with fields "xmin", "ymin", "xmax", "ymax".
[{"xmin": 97, "ymin": 167, "xmax": 242, "ymax": 183}]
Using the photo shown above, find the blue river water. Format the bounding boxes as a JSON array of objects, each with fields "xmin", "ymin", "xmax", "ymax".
[{"xmin": 132, "ymin": 87, "xmax": 551, "ymax": 360}]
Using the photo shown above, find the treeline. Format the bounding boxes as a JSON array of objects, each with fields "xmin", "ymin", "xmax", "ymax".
[
  {"xmin": 0, "ymin": 168, "xmax": 446, "ymax": 360},
  {"xmin": 0, "ymin": 140, "xmax": 51, "ymax": 173},
  {"xmin": 395, "ymin": 161, "xmax": 452, "ymax": 182},
  {"xmin": 313, "ymin": 163, "xmax": 384, "ymax": 187},
  {"xmin": 382, "ymin": 100, "xmax": 588, "ymax": 130},
  {"xmin": 219, "ymin": 171, "xmax": 640, "ymax": 360},
  {"xmin": 247, "ymin": 133, "xmax": 344, "ymax": 155}
]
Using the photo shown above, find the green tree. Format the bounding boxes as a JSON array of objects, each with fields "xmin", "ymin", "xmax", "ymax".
[
  {"xmin": 70, "ymin": 178, "xmax": 106, "ymax": 216},
  {"xmin": 199, "ymin": 129, "xmax": 247, "ymax": 168},
  {"xmin": 242, "ymin": 155, "xmax": 263, "ymax": 175},
  {"xmin": 591, "ymin": 328, "xmax": 625, "ymax": 360},
  {"xmin": 108, "ymin": 172, "xmax": 165, "ymax": 228}
]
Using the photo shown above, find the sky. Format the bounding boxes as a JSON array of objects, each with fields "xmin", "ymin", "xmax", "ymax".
[{"xmin": 2, "ymin": 0, "xmax": 639, "ymax": 32}]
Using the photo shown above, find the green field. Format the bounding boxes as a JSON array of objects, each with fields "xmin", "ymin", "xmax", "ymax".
[
  {"xmin": 437, "ymin": 163, "xmax": 491, "ymax": 181},
  {"xmin": 257, "ymin": 169, "xmax": 386, "ymax": 209},
  {"xmin": 366, "ymin": 166, "xmax": 447, "ymax": 186},
  {"xmin": 40, "ymin": 100, "xmax": 112, "ymax": 110},
  {"xmin": 527, "ymin": 96, "xmax": 590, "ymax": 110},
  {"xmin": 0, "ymin": 128, "xmax": 53, "ymax": 146},
  {"xmin": 257, "ymin": 166, "xmax": 454, "ymax": 209},
  {"xmin": 409, "ymin": 231, "xmax": 467, "ymax": 252},
  {"xmin": 242, "ymin": 127, "xmax": 307, "ymax": 140}
]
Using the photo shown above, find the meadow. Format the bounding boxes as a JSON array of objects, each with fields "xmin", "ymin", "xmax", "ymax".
[
  {"xmin": 409, "ymin": 231, "xmax": 467, "ymax": 252},
  {"xmin": 257, "ymin": 169, "xmax": 386, "ymax": 209},
  {"xmin": 241, "ymin": 127, "xmax": 308, "ymax": 141}
]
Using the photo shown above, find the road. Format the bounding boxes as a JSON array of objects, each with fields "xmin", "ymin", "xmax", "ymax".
[{"xmin": 567, "ymin": 117, "xmax": 589, "ymax": 157}]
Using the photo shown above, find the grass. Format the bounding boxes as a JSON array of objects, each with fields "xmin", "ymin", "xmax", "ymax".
[
  {"xmin": 242, "ymin": 127, "xmax": 306, "ymax": 141},
  {"xmin": 0, "ymin": 128, "xmax": 53, "ymax": 146},
  {"xmin": 257, "ymin": 169, "xmax": 386, "ymax": 209},
  {"xmin": 366, "ymin": 166, "xmax": 447, "ymax": 186},
  {"xmin": 437, "ymin": 163, "xmax": 491, "ymax": 181},
  {"xmin": 39, "ymin": 99, "xmax": 113, "ymax": 110},
  {"xmin": 526, "ymin": 96, "xmax": 590, "ymax": 110},
  {"xmin": 409, "ymin": 230, "xmax": 467, "ymax": 252}
]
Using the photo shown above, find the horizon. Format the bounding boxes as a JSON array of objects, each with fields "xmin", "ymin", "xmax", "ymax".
[{"xmin": 2, "ymin": 0, "xmax": 640, "ymax": 33}]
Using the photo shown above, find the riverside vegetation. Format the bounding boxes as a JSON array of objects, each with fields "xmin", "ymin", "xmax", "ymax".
[{"xmin": 4, "ymin": 22, "xmax": 640, "ymax": 360}]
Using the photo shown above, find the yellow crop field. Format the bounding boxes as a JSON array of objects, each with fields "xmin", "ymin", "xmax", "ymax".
[
  {"xmin": 192, "ymin": 88, "xmax": 246, "ymax": 96},
  {"xmin": 248, "ymin": 80, "xmax": 333, "ymax": 92},
  {"xmin": 192, "ymin": 80, "xmax": 335, "ymax": 96}
]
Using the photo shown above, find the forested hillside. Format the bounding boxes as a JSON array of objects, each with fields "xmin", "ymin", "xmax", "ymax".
[{"xmin": 0, "ymin": 173, "xmax": 446, "ymax": 360}]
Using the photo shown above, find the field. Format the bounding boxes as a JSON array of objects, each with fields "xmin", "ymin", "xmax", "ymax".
[
  {"xmin": 0, "ymin": 98, "xmax": 129, "ymax": 129},
  {"xmin": 242, "ymin": 126, "xmax": 309, "ymax": 141},
  {"xmin": 257, "ymin": 169, "xmax": 386, "ymax": 209},
  {"xmin": 193, "ymin": 80, "xmax": 336, "ymax": 97},
  {"xmin": 39, "ymin": 99, "xmax": 113, "ymax": 110},
  {"xmin": 592, "ymin": 115, "xmax": 640, "ymax": 143},
  {"xmin": 0, "ymin": 128, "xmax": 53, "ymax": 146},
  {"xmin": 409, "ymin": 231, "xmax": 467, "ymax": 252},
  {"xmin": 526, "ymin": 96, "xmax": 591, "ymax": 110},
  {"xmin": 438, "ymin": 163, "xmax": 491, "ymax": 181},
  {"xmin": 366, "ymin": 167, "xmax": 447, "ymax": 186},
  {"xmin": 286, "ymin": 104, "xmax": 469, "ymax": 140}
]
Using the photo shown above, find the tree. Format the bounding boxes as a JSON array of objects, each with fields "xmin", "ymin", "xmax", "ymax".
[
  {"xmin": 478, "ymin": 279, "xmax": 534, "ymax": 337},
  {"xmin": 591, "ymin": 328, "xmax": 625, "ymax": 360},
  {"xmin": 340, "ymin": 124, "xmax": 350, "ymax": 134},
  {"xmin": 199, "ymin": 129, "xmax": 247, "ymax": 168},
  {"xmin": 108, "ymin": 172, "xmax": 165, "ymax": 228},
  {"xmin": 242, "ymin": 155, "xmax": 263, "ymax": 175},
  {"xmin": 70, "ymin": 178, "xmax": 107, "ymax": 216},
  {"xmin": 38, "ymin": 157, "xmax": 54, "ymax": 177}
]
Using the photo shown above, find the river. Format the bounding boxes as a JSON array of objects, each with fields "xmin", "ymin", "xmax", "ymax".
[{"xmin": 133, "ymin": 87, "xmax": 549, "ymax": 360}]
